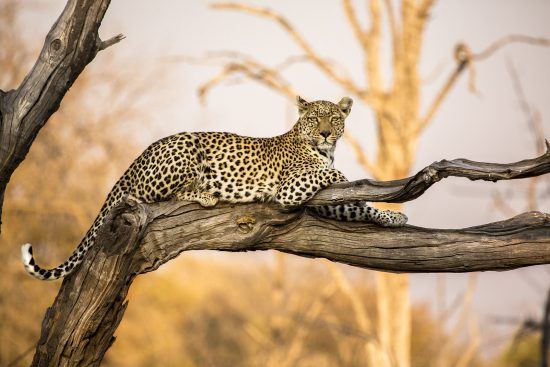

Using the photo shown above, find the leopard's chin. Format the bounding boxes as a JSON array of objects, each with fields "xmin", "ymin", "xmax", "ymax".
[{"xmin": 316, "ymin": 142, "xmax": 333, "ymax": 151}]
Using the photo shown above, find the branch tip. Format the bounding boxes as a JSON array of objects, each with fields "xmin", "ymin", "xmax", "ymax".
[
  {"xmin": 309, "ymin": 148, "xmax": 550, "ymax": 205},
  {"xmin": 98, "ymin": 34, "xmax": 125, "ymax": 51}
]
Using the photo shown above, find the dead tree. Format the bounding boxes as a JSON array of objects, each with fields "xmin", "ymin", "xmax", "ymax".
[
  {"xmin": 30, "ymin": 148, "xmax": 550, "ymax": 366},
  {"xmin": 0, "ymin": 0, "xmax": 123, "ymax": 234}
]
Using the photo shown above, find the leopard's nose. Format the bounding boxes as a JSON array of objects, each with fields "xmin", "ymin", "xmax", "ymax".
[{"xmin": 320, "ymin": 131, "xmax": 330, "ymax": 139}]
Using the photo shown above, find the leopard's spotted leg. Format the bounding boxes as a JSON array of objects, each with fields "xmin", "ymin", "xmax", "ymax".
[
  {"xmin": 275, "ymin": 168, "xmax": 347, "ymax": 208},
  {"xmin": 174, "ymin": 190, "xmax": 219, "ymax": 207}
]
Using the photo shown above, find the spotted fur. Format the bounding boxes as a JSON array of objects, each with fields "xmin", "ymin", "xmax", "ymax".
[{"xmin": 21, "ymin": 96, "xmax": 407, "ymax": 280}]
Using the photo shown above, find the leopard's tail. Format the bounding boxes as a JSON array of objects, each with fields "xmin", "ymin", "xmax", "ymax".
[
  {"xmin": 21, "ymin": 215, "xmax": 102, "ymax": 281},
  {"xmin": 20, "ymin": 179, "xmax": 128, "ymax": 281}
]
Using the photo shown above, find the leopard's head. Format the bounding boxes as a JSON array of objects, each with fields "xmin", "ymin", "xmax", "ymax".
[{"xmin": 294, "ymin": 96, "xmax": 353, "ymax": 152}]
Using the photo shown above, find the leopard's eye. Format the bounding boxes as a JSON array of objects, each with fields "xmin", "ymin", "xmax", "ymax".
[
  {"xmin": 307, "ymin": 116, "xmax": 318, "ymax": 123},
  {"xmin": 331, "ymin": 116, "xmax": 341, "ymax": 123}
]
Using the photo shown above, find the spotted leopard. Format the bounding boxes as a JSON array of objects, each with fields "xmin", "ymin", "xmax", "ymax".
[{"xmin": 21, "ymin": 96, "xmax": 407, "ymax": 280}]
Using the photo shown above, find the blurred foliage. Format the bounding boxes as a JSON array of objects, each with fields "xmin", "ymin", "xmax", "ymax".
[
  {"xmin": 103, "ymin": 257, "xmax": 489, "ymax": 367},
  {"xmin": 491, "ymin": 334, "xmax": 541, "ymax": 367},
  {"xmin": 0, "ymin": 1, "xmax": 543, "ymax": 366}
]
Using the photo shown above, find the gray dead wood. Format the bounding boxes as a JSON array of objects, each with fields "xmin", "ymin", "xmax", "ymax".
[
  {"xmin": 0, "ymin": 0, "xmax": 123, "ymax": 233},
  {"xmin": 308, "ymin": 139, "xmax": 550, "ymax": 205},
  {"xmin": 31, "ymin": 149, "xmax": 550, "ymax": 366}
]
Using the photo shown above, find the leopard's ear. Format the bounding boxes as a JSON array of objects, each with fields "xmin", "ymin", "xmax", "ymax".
[
  {"xmin": 338, "ymin": 97, "xmax": 353, "ymax": 117},
  {"xmin": 296, "ymin": 95, "xmax": 309, "ymax": 115}
]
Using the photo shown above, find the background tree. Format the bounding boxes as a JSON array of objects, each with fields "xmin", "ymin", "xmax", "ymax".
[{"xmin": 194, "ymin": 2, "xmax": 550, "ymax": 365}]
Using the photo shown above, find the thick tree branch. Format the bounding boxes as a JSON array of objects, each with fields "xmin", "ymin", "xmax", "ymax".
[
  {"xmin": 0, "ymin": 0, "xmax": 120, "ymax": 233},
  {"xmin": 32, "ymin": 149, "xmax": 550, "ymax": 365}
]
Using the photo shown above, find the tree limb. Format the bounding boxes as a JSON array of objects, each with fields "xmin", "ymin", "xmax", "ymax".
[
  {"xmin": 0, "ymin": 0, "xmax": 121, "ymax": 233},
  {"xmin": 210, "ymin": 2, "xmax": 365, "ymax": 97},
  {"xmin": 418, "ymin": 35, "xmax": 550, "ymax": 133},
  {"xmin": 309, "ymin": 140, "xmax": 550, "ymax": 205},
  {"xmin": 197, "ymin": 57, "xmax": 298, "ymax": 102},
  {"xmin": 31, "ymin": 148, "xmax": 550, "ymax": 365}
]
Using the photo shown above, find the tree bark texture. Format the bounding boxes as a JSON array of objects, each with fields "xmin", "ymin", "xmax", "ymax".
[
  {"xmin": 31, "ymin": 149, "xmax": 550, "ymax": 366},
  {"xmin": 0, "ymin": 0, "xmax": 122, "ymax": 233}
]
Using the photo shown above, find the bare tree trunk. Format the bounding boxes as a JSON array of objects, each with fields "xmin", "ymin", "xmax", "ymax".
[
  {"xmin": 0, "ymin": 0, "xmax": 122, "ymax": 233},
  {"xmin": 31, "ymin": 150, "xmax": 550, "ymax": 366}
]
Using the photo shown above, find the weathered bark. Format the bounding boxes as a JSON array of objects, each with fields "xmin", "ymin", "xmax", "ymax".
[
  {"xmin": 0, "ymin": 0, "xmax": 122, "ymax": 233},
  {"xmin": 309, "ymin": 140, "xmax": 550, "ymax": 205},
  {"xmin": 31, "ymin": 150, "xmax": 550, "ymax": 366}
]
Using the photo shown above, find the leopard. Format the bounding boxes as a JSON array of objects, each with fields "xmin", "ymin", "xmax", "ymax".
[{"xmin": 21, "ymin": 96, "xmax": 407, "ymax": 280}]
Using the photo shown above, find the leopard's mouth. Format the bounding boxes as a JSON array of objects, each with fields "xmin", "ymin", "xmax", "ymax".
[{"xmin": 316, "ymin": 142, "xmax": 333, "ymax": 151}]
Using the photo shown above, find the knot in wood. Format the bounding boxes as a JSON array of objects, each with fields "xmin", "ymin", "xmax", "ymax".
[
  {"xmin": 454, "ymin": 43, "xmax": 471, "ymax": 65},
  {"xmin": 121, "ymin": 213, "xmax": 137, "ymax": 227},
  {"xmin": 422, "ymin": 167, "xmax": 439, "ymax": 183},
  {"xmin": 50, "ymin": 39, "xmax": 62, "ymax": 52},
  {"xmin": 236, "ymin": 215, "xmax": 256, "ymax": 233}
]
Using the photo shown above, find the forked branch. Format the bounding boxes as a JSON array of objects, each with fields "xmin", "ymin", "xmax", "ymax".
[
  {"xmin": 418, "ymin": 35, "xmax": 550, "ymax": 132},
  {"xmin": 211, "ymin": 2, "xmax": 364, "ymax": 97}
]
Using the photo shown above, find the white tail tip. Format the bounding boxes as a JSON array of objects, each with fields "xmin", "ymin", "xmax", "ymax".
[{"xmin": 21, "ymin": 243, "xmax": 33, "ymax": 265}]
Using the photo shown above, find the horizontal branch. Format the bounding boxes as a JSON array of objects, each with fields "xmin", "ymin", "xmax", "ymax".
[
  {"xmin": 308, "ymin": 141, "xmax": 550, "ymax": 205},
  {"xmin": 140, "ymin": 201, "xmax": 550, "ymax": 274}
]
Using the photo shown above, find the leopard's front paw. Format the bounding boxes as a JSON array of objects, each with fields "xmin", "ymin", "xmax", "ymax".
[{"xmin": 197, "ymin": 193, "xmax": 219, "ymax": 207}]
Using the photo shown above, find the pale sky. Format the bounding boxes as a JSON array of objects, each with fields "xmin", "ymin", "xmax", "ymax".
[{"xmin": 22, "ymin": 0, "xmax": 550, "ymax": 355}]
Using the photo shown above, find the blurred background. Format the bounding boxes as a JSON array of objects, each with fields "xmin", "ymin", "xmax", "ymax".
[{"xmin": 1, "ymin": 0, "xmax": 549, "ymax": 366}]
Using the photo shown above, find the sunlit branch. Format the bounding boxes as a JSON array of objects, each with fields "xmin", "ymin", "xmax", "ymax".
[
  {"xmin": 365, "ymin": 0, "xmax": 383, "ymax": 92},
  {"xmin": 211, "ymin": 2, "xmax": 365, "ymax": 98},
  {"xmin": 415, "ymin": 44, "xmax": 469, "ymax": 133},
  {"xmin": 383, "ymin": 0, "xmax": 400, "ymax": 61},
  {"xmin": 472, "ymin": 34, "xmax": 550, "ymax": 61},
  {"xmin": 505, "ymin": 60, "xmax": 546, "ymax": 213},
  {"xmin": 198, "ymin": 60, "xmax": 297, "ymax": 102},
  {"xmin": 418, "ymin": 0, "xmax": 436, "ymax": 17},
  {"xmin": 342, "ymin": 0, "xmax": 369, "ymax": 50}
]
